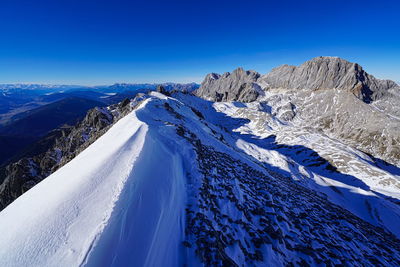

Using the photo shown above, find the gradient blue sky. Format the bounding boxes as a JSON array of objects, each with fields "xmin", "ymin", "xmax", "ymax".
[{"xmin": 0, "ymin": 0, "xmax": 399, "ymax": 85}]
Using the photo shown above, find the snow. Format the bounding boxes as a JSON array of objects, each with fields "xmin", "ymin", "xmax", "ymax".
[
  {"xmin": 207, "ymin": 92, "xmax": 400, "ymax": 238},
  {"xmin": 100, "ymin": 93, "xmax": 118, "ymax": 98},
  {"xmin": 0, "ymin": 98, "xmax": 186, "ymax": 266}
]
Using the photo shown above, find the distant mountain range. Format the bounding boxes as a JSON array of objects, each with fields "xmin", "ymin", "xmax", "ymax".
[{"xmin": 0, "ymin": 82, "xmax": 199, "ymax": 94}]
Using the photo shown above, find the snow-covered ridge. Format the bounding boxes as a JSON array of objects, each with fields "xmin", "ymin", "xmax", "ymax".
[{"xmin": 0, "ymin": 96, "xmax": 186, "ymax": 266}]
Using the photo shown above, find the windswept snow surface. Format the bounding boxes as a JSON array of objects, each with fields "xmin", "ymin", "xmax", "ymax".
[
  {"xmin": 0, "ymin": 98, "xmax": 186, "ymax": 267},
  {"xmin": 209, "ymin": 96, "xmax": 400, "ymax": 238},
  {"xmin": 173, "ymin": 92, "xmax": 400, "ymax": 238}
]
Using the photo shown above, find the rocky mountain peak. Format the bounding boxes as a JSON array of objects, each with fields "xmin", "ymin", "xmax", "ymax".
[
  {"xmin": 262, "ymin": 56, "xmax": 398, "ymax": 102},
  {"xmin": 204, "ymin": 72, "xmax": 221, "ymax": 81},
  {"xmin": 233, "ymin": 67, "xmax": 260, "ymax": 78},
  {"xmin": 195, "ymin": 57, "xmax": 399, "ymax": 103},
  {"xmin": 194, "ymin": 67, "xmax": 261, "ymax": 102}
]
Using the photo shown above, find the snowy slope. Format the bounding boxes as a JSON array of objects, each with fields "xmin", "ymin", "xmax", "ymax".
[
  {"xmin": 209, "ymin": 97, "xmax": 400, "ymax": 237},
  {"xmin": 0, "ymin": 92, "xmax": 400, "ymax": 266},
  {"xmin": 0, "ymin": 97, "xmax": 186, "ymax": 266}
]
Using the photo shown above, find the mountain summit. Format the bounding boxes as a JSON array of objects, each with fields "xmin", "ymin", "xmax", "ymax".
[
  {"xmin": 261, "ymin": 56, "xmax": 398, "ymax": 102},
  {"xmin": 194, "ymin": 67, "xmax": 262, "ymax": 102}
]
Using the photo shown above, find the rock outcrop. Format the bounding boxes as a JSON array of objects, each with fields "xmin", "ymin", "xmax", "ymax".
[
  {"xmin": 194, "ymin": 68, "xmax": 262, "ymax": 102},
  {"xmin": 261, "ymin": 56, "xmax": 398, "ymax": 102}
]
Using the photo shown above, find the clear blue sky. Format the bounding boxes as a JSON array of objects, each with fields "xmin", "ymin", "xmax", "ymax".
[{"xmin": 0, "ymin": 0, "xmax": 399, "ymax": 85}]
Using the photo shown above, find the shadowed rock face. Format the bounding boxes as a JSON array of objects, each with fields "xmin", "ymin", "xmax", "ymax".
[
  {"xmin": 194, "ymin": 68, "xmax": 261, "ymax": 102},
  {"xmin": 261, "ymin": 56, "xmax": 398, "ymax": 102}
]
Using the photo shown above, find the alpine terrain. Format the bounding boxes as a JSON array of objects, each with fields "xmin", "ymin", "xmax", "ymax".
[{"xmin": 0, "ymin": 57, "xmax": 400, "ymax": 266}]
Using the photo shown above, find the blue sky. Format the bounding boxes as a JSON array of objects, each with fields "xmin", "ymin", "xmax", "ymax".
[{"xmin": 0, "ymin": 0, "xmax": 399, "ymax": 85}]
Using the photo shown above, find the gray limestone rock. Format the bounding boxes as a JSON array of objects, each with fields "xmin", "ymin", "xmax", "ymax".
[
  {"xmin": 194, "ymin": 68, "xmax": 261, "ymax": 102},
  {"xmin": 261, "ymin": 56, "xmax": 399, "ymax": 102}
]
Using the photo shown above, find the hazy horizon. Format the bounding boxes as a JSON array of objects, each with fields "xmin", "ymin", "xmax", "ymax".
[{"xmin": 0, "ymin": 56, "xmax": 398, "ymax": 87}]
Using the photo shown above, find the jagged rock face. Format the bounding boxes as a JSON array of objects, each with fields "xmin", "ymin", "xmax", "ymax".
[
  {"xmin": 156, "ymin": 85, "xmax": 169, "ymax": 96},
  {"xmin": 0, "ymin": 98, "xmax": 137, "ymax": 210},
  {"xmin": 195, "ymin": 68, "xmax": 261, "ymax": 102},
  {"xmin": 261, "ymin": 56, "xmax": 398, "ymax": 102},
  {"xmin": 195, "ymin": 57, "xmax": 399, "ymax": 103}
]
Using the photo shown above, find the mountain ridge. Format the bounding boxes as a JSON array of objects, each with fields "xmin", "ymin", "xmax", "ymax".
[
  {"xmin": 261, "ymin": 56, "xmax": 398, "ymax": 102},
  {"xmin": 195, "ymin": 56, "xmax": 399, "ymax": 103}
]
